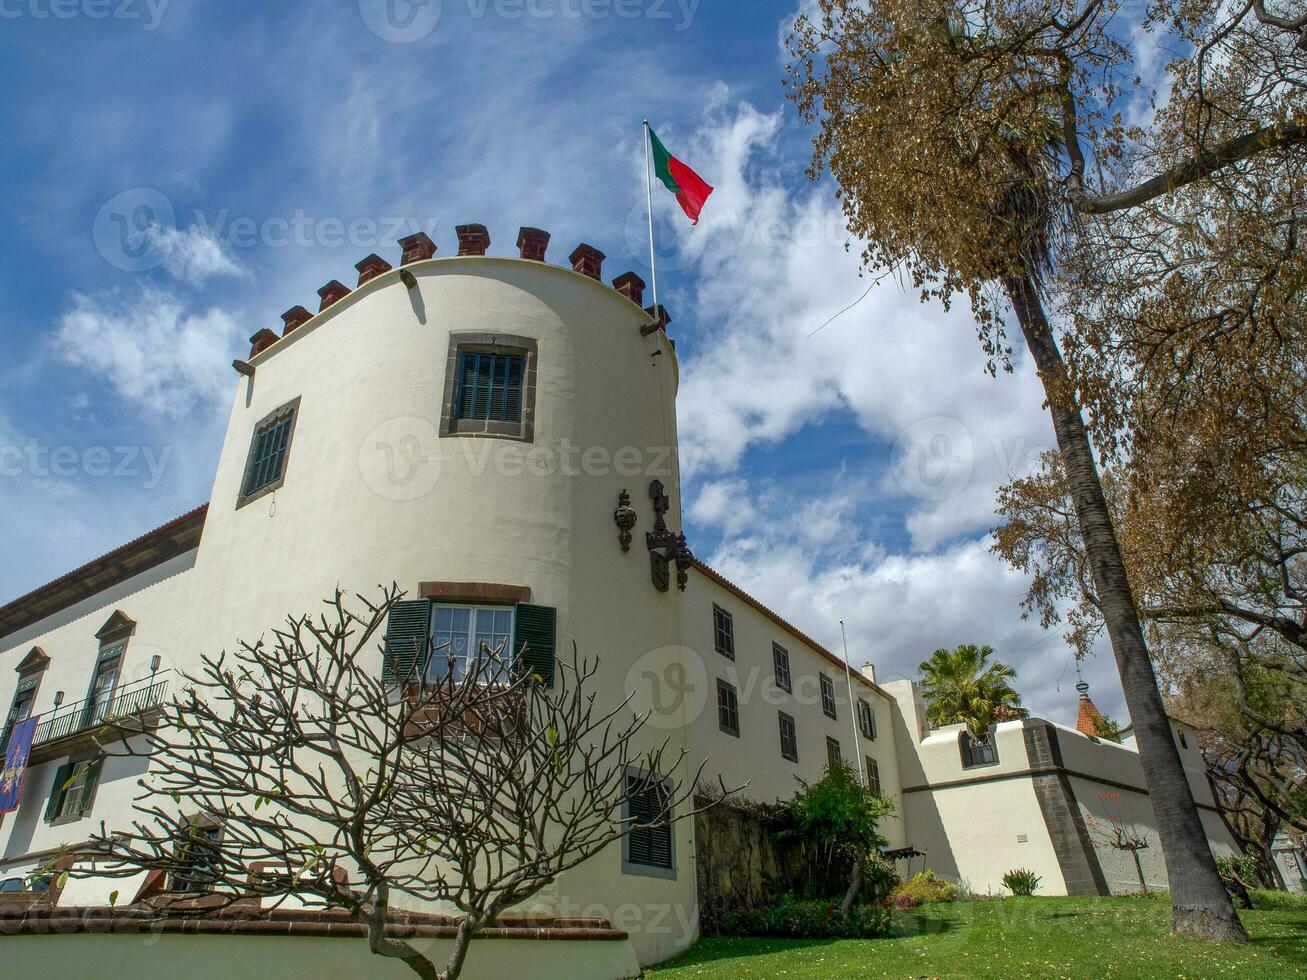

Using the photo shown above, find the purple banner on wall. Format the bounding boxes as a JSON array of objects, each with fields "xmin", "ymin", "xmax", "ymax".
[{"xmin": 0, "ymin": 716, "xmax": 39, "ymax": 814}]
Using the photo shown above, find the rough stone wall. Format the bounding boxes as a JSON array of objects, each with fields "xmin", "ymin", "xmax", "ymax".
[{"xmin": 693, "ymin": 797, "xmax": 809, "ymax": 935}]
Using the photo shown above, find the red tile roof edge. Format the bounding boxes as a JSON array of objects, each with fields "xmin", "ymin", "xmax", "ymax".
[
  {"xmin": 691, "ymin": 558, "xmax": 893, "ymax": 703},
  {"xmin": 0, "ymin": 504, "xmax": 209, "ymax": 641}
]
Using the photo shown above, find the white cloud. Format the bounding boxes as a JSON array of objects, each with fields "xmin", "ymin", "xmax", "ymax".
[
  {"xmin": 669, "ymin": 99, "xmax": 1117, "ymax": 725},
  {"xmin": 146, "ymin": 223, "xmax": 247, "ymax": 285},
  {"xmin": 55, "ymin": 288, "xmax": 243, "ymax": 417}
]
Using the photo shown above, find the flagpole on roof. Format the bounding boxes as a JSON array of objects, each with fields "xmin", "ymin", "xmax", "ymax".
[{"xmin": 642, "ymin": 119, "xmax": 660, "ymax": 318}]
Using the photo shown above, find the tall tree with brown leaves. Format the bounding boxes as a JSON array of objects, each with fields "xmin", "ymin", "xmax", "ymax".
[{"xmin": 786, "ymin": 0, "xmax": 1302, "ymax": 940}]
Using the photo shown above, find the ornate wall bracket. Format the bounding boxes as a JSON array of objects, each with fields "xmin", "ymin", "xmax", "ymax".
[
  {"xmin": 614, "ymin": 489, "xmax": 638, "ymax": 552},
  {"xmin": 645, "ymin": 479, "xmax": 692, "ymax": 592}
]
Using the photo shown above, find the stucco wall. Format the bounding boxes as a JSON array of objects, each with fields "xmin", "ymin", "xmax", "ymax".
[
  {"xmin": 678, "ymin": 573, "xmax": 905, "ymax": 849},
  {"xmin": 0, "ymin": 257, "xmax": 698, "ymax": 966},
  {"xmin": 0, "ymin": 932, "xmax": 641, "ymax": 980}
]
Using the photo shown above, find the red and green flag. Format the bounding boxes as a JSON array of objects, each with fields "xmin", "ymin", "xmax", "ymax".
[{"xmin": 649, "ymin": 128, "xmax": 714, "ymax": 225}]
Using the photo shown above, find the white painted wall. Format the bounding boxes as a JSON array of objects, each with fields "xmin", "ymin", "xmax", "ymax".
[
  {"xmin": 679, "ymin": 573, "xmax": 906, "ymax": 848},
  {"xmin": 0, "ymin": 932, "xmax": 641, "ymax": 980}
]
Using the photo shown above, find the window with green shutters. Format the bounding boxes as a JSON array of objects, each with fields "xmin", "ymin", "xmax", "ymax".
[
  {"xmin": 622, "ymin": 769, "xmax": 674, "ymax": 878},
  {"xmin": 513, "ymin": 603, "xmax": 556, "ymax": 687},
  {"xmin": 858, "ymin": 698, "xmax": 877, "ymax": 740},
  {"xmin": 381, "ymin": 600, "xmax": 436, "ymax": 683},
  {"xmin": 381, "ymin": 598, "xmax": 556, "ymax": 687},
  {"xmin": 44, "ymin": 756, "xmax": 103, "ymax": 823}
]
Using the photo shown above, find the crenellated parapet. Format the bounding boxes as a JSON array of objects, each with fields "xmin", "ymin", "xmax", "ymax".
[{"xmin": 246, "ymin": 226, "xmax": 658, "ymax": 361}]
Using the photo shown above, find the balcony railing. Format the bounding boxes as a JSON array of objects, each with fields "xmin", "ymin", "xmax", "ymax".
[{"xmin": 21, "ymin": 671, "xmax": 173, "ymax": 748}]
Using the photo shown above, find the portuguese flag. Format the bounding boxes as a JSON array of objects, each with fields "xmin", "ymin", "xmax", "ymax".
[{"xmin": 649, "ymin": 128, "xmax": 714, "ymax": 225}]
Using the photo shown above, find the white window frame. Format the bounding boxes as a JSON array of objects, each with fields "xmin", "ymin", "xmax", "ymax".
[{"xmin": 427, "ymin": 603, "xmax": 516, "ymax": 683}]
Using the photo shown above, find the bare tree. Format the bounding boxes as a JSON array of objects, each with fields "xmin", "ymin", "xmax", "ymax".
[{"xmin": 81, "ymin": 586, "xmax": 725, "ymax": 980}]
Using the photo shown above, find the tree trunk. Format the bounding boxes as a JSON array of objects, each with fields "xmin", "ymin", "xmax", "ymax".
[
  {"xmin": 1004, "ymin": 274, "xmax": 1247, "ymax": 942},
  {"xmin": 841, "ymin": 854, "xmax": 864, "ymax": 918},
  {"xmin": 440, "ymin": 917, "xmax": 477, "ymax": 980}
]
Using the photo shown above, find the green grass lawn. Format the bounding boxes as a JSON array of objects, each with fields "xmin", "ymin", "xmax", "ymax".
[{"xmin": 647, "ymin": 892, "xmax": 1307, "ymax": 979}]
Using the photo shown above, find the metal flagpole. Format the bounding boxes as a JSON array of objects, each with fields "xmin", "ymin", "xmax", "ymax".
[
  {"xmin": 643, "ymin": 119, "xmax": 660, "ymax": 316},
  {"xmin": 840, "ymin": 620, "xmax": 866, "ymax": 784}
]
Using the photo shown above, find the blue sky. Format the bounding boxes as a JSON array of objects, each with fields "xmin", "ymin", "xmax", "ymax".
[{"xmin": 0, "ymin": 0, "xmax": 1123, "ymax": 724}]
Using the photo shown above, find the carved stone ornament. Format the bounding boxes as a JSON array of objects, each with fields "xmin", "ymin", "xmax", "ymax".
[
  {"xmin": 614, "ymin": 489, "xmax": 638, "ymax": 552},
  {"xmin": 645, "ymin": 479, "xmax": 692, "ymax": 592}
]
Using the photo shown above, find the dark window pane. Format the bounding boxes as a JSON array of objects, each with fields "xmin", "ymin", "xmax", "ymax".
[{"xmin": 456, "ymin": 352, "xmax": 525, "ymax": 423}]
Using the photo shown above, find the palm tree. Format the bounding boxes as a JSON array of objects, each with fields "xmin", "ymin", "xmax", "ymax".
[{"xmin": 918, "ymin": 644, "xmax": 1023, "ymax": 740}]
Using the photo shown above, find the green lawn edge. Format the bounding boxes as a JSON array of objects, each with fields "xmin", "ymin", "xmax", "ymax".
[{"xmin": 646, "ymin": 893, "xmax": 1307, "ymax": 979}]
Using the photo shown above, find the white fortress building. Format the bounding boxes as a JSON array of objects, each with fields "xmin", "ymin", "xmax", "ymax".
[{"xmin": 0, "ymin": 225, "xmax": 1238, "ymax": 977}]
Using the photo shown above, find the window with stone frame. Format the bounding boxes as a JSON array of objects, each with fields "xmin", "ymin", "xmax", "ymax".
[
  {"xmin": 237, "ymin": 397, "xmax": 300, "ymax": 508},
  {"xmin": 440, "ymin": 334, "xmax": 538, "ymax": 442}
]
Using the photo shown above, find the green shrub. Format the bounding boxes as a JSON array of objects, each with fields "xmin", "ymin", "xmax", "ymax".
[
  {"xmin": 1002, "ymin": 868, "xmax": 1042, "ymax": 896},
  {"xmin": 722, "ymin": 893, "xmax": 893, "ymax": 939},
  {"xmin": 1215, "ymin": 853, "xmax": 1258, "ymax": 882},
  {"xmin": 886, "ymin": 869, "xmax": 957, "ymax": 908}
]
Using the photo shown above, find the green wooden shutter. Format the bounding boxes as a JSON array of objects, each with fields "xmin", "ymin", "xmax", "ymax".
[
  {"xmin": 382, "ymin": 600, "xmax": 433, "ymax": 683},
  {"xmin": 45, "ymin": 762, "xmax": 72, "ymax": 822},
  {"xmin": 513, "ymin": 604, "xmax": 556, "ymax": 687},
  {"xmin": 77, "ymin": 758, "xmax": 104, "ymax": 814}
]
